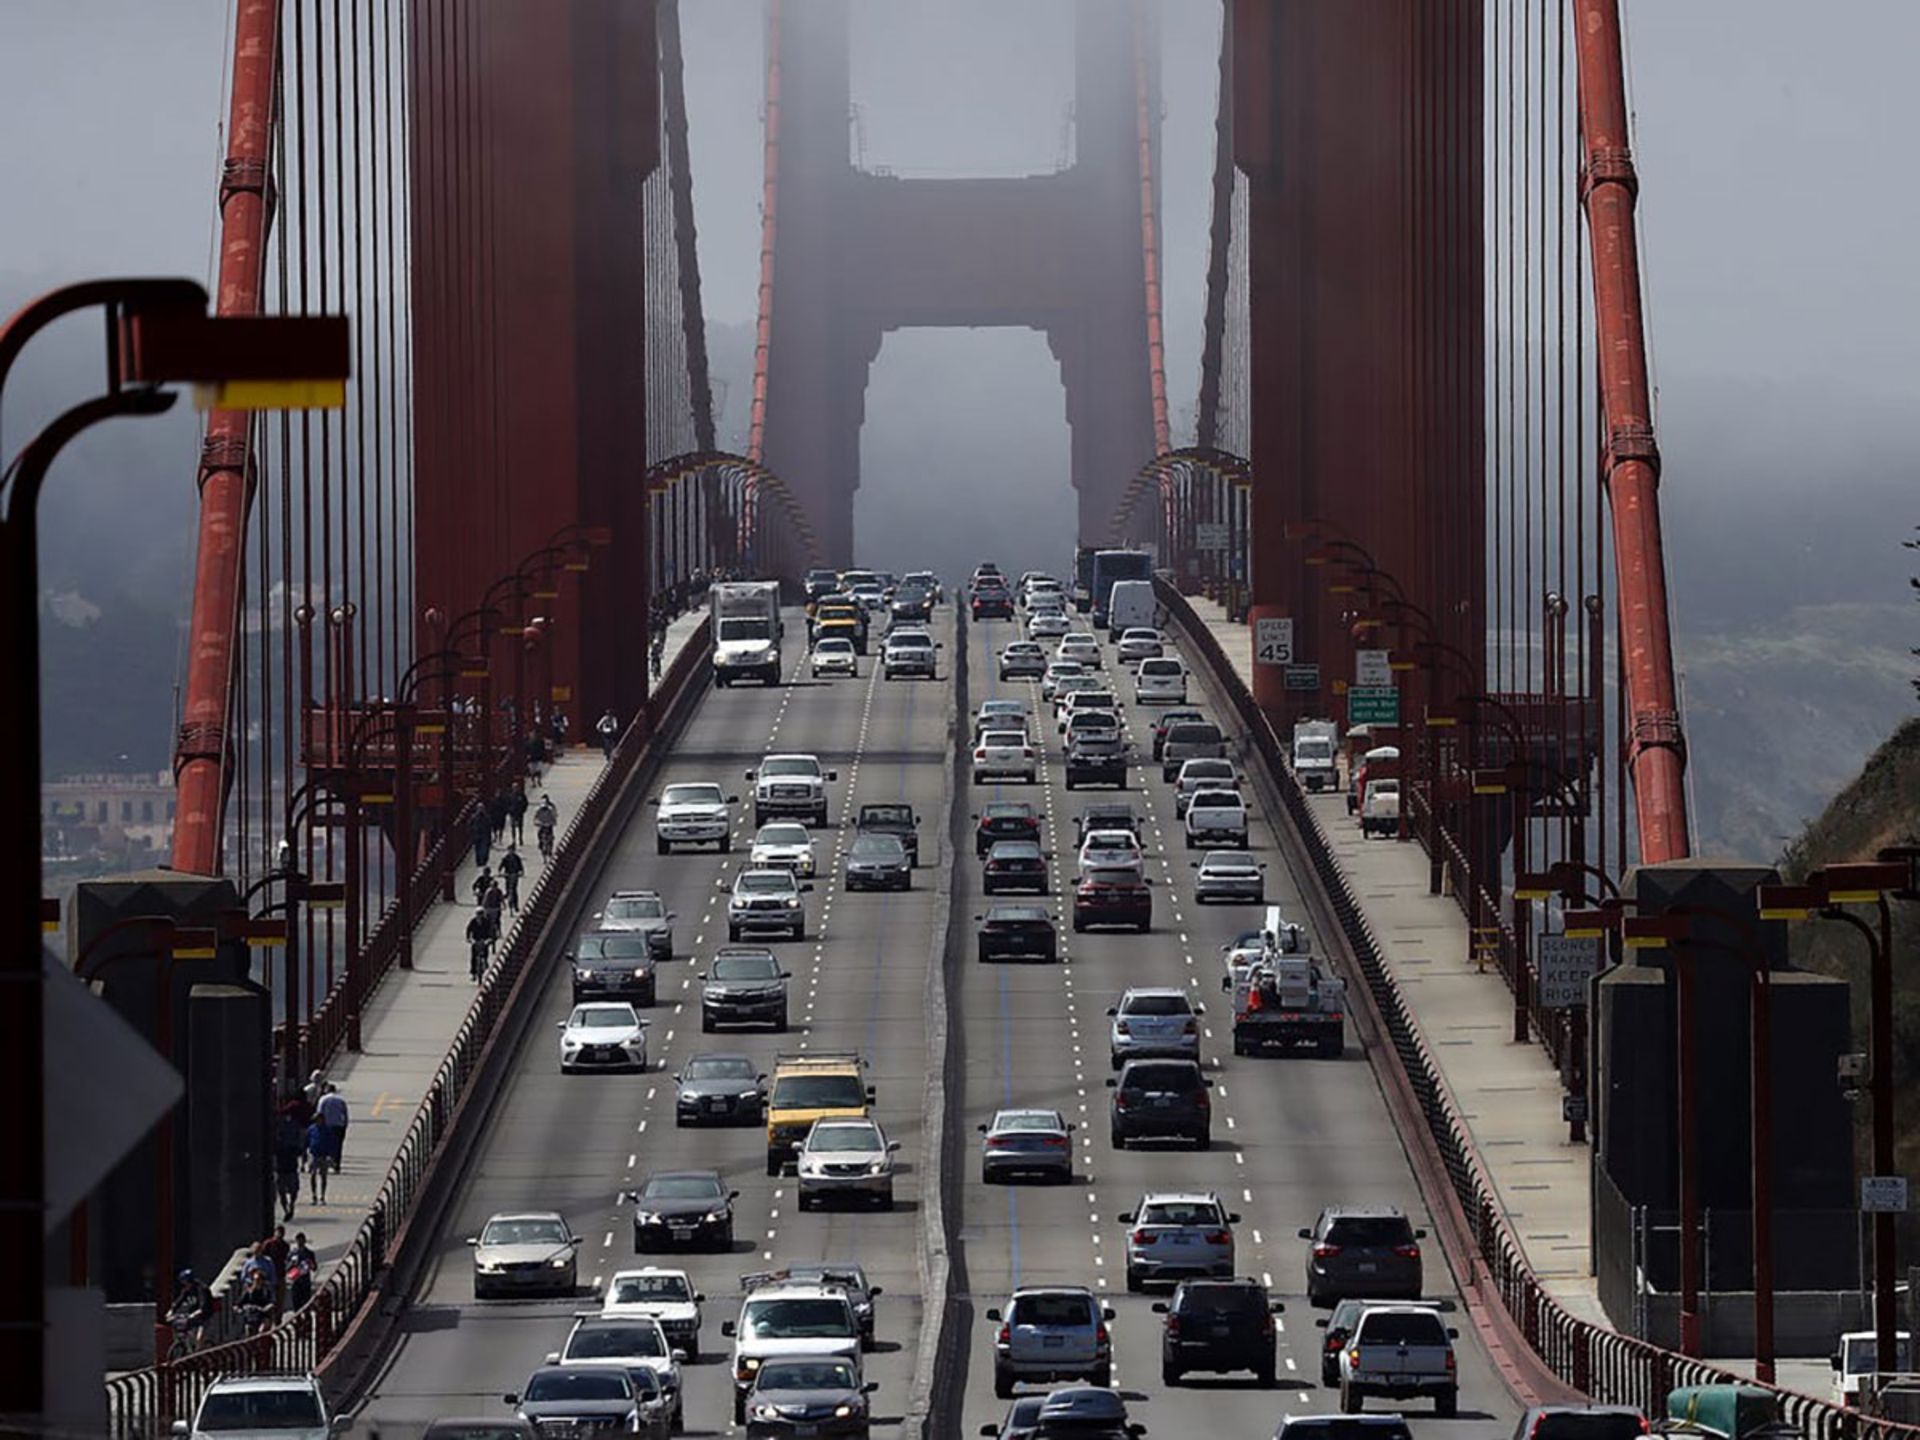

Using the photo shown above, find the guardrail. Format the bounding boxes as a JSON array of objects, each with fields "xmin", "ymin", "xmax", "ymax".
[
  {"xmin": 1155, "ymin": 578, "xmax": 1917, "ymax": 1440},
  {"xmin": 105, "ymin": 620, "xmax": 713, "ymax": 1438}
]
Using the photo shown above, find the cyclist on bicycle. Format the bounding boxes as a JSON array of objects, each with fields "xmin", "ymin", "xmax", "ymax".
[
  {"xmin": 534, "ymin": 794, "xmax": 558, "ymax": 860},
  {"xmin": 167, "ymin": 1268, "xmax": 211, "ymax": 1353}
]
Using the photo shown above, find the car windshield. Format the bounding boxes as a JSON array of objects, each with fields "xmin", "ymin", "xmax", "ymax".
[
  {"xmin": 890, "ymin": 633, "xmax": 932, "ymax": 649},
  {"xmin": 1047, "ymin": 662, "xmax": 1084, "ymax": 676},
  {"xmin": 737, "ymin": 873, "xmax": 795, "ymax": 894},
  {"xmin": 762, "ymin": 758, "xmax": 819, "ymax": 777},
  {"xmin": 1526, "ymin": 1416, "xmax": 1648, "ymax": 1440},
  {"xmin": 985, "ymin": 805, "xmax": 1033, "ymax": 821},
  {"xmin": 982, "ymin": 700, "xmax": 1025, "ymax": 715},
  {"xmin": 1297, "ymin": 739, "xmax": 1334, "ymax": 760},
  {"xmin": 1071, "ymin": 694, "xmax": 1115, "ymax": 709},
  {"xmin": 1069, "ymin": 714, "xmax": 1118, "ymax": 732},
  {"xmin": 744, "ymin": 1298, "xmax": 854, "ymax": 1339},
  {"xmin": 1203, "ymin": 855, "xmax": 1257, "ymax": 873},
  {"xmin": 1168, "ymin": 725, "xmax": 1221, "ymax": 743},
  {"xmin": 758, "ymin": 1360, "xmax": 859, "ymax": 1391},
  {"xmin": 1006, "ymin": 644, "xmax": 1042, "ymax": 655},
  {"xmin": 816, "ymin": 639, "xmax": 852, "ymax": 654},
  {"xmin": 684, "ymin": 1056, "xmax": 756, "ymax": 1081},
  {"xmin": 1280, "ymin": 1422, "xmax": 1414, "ymax": 1440},
  {"xmin": 606, "ymin": 896, "xmax": 664, "ymax": 920},
  {"xmin": 1183, "ymin": 761, "xmax": 1233, "ymax": 780},
  {"xmin": 195, "ymin": 1390, "xmax": 325, "ymax": 1431},
  {"xmin": 608, "ymin": 1273, "xmax": 691, "ymax": 1303},
  {"xmin": 571, "ymin": 1006, "xmax": 637, "ymax": 1029},
  {"xmin": 757, "ymin": 824, "xmax": 810, "ymax": 846},
  {"xmin": 863, "ymin": 805, "xmax": 913, "ymax": 823},
  {"xmin": 711, "ymin": 955, "xmax": 780, "ymax": 981},
  {"xmin": 982, "ymin": 731, "xmax": 1026, "ymax": 747},
  {"xmin": 662, "ymin": 784, "xmax": 722, "ymax": 806},
  {"xmin": 811, "ymin": 1124, "xmax": 883, "ymax": 1152},
  {"xmin": 1014, "ymin": 1293, "xmax": 1092, "ymax": 1327},
  {"xmin": 717, "ymin": 618, "xmax": 770, "ymax": 642},
  {"xmin": 1141, "ymin": 658, "xmax": 1180, "ymax": 674},
  {"xmin": 1325, "ymin": 1216, "xmax": 1415, "ymax": 1247},
  {"xmin": 1357, "ymin": 1313, "xmax": 1447, "ymax": 1346},
  {"xmin": 771, "ymin": 1074, "xmax": 866, "ymax": 1108},
  {"xmin": 526, "ymin": 1371, "xmax": 630, "ymax": 1401},
  {"xmin": 1123, "ymin": 995, "xmax": 1192, "ymax": 1017},
  {"xmin": 577, "ymin": 934, "xmax": 649, "ymax": 960},
  {"xmin": 991, "ymin": 842, "xmax": 1042, "ymax": 859},
  {"xmin": 988, "ymin": 906, "xmax": 1048, "ymax": 923},
  {"xmin": 482, "ymin": 1218, "xmax": 568, "ymax": 1246},
  {"xmin": 641, "ymin": 1175, "xmax": 725, "ymax": 1202},
  {"xmin": 1122, "ymin": 1064, "xmax": 1199, "ymax": 1091},
  {"xmin": 1177, "ymin": 1284, "xmax": 1267, "ymax": 1317},
  {"xmin": 995, "ymin": 1110, "xmax": 1064, "ymax": 1131},
  {"xmin": 1140, "ymin": 1201, "xmax": 1222, "ymax": 1226},
  {"xmin": 1085, "ymin": 835, "xmax": 1135, "ymax": 853},
  {"xmin": 850, "ymin": 836, "xmax": 903, "ymax": 857},
  {"xmin": 1190, "ymin": 792, "xmax": 1239, "ymax": 810},
  {"xmin": 1121, "ymin": 629, "xmax": 1157, "ymax": 641},
  {"xmin": 566, "ymin": 1323, "xmax": 666, "ymax": 1359}
]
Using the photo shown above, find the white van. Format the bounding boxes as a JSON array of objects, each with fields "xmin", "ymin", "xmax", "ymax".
[{"xmin": 1105, "ymin": 579, "xmax": 1157, "ymax": 640}]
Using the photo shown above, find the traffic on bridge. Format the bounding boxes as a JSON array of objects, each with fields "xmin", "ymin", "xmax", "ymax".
[{"xmin": 11, "ymin": 4, "xmax": 1919, "ymax": 1440}]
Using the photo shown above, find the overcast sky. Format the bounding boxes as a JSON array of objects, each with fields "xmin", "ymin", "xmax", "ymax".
[{"xmin": 3, "ymin": 0, "xmax": 1915, "ymax": 603}]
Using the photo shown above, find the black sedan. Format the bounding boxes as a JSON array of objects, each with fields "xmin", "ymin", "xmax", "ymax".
[
  {"xmin": 982, "ymin": 840, "xmax": 1048, "ymax": 895},
  {"xmin": 844, "ymin": 833, "xmax": 911, "ymax": 891},
  {"xmin": 976, "ymin": 904, "xmax": 1057, "ymax": 962},
  {"xmin": 674, "ymin": 1053, "xmax": 767, "ymax": 1127},
  {"xmin": 570, "ymin": 930, "xmax": 658, "ymax": 1005},
  {"xmin": 628, "ymin": 1170, "xmax": 738, "ymax": 1252},
  {"xmin": 975, "ymin": 801, "xmax": 1042, "ymax": 856},
  {"xmin": 742, "ymin": 1356, "xmax": 877, "ymax": 1439}
]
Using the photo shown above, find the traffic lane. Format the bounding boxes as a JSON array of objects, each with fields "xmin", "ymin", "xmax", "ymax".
[
  {"xmin": 1110, "ymin": 636, "xmax": 1520, "ymax": 1440},
  {"xmin": 955, "ymin": 620, "xmax": 1517, "ymax": 1438},
  {"xmin": 357, "ymin": 618, "xmax": 948, "ymax": 1435},
  {"xmin": 357, "ymin": 644, "xmax": 804, "ymax": 1433}
]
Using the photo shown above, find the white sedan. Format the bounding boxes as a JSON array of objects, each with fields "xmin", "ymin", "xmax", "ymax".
[
  {"xmin": 1076, "ymin": 828, "xmax": 1144, "ymax": 882},
  {"xmin": 1040, "ymin": 659, "xmax": 1086, "ymax": 701},
  {"xmin": 811, "ymin": 637, "xmax": 857, "ymax": 678},
  {"xmin": 750, "ymin": 821, "xmax": 817, "ymax": 878},
  {"xmin": 1026, "ymin": 610, "xmax": 1071, "ymax": 640},
  {"xmin": 999, "ymin": 641, "xmax": 1049, "ymax": 681},
  {"xmin": 1056, "ymin": 636, "xmax": 1103, "ymax": 670},
  {"xmin": 559, "ymin": 1002, "xmax": 649, "ymax": 1073}
]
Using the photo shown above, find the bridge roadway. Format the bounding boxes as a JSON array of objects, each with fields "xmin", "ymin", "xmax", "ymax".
[{"xmin": 353, "ymin": 599, "xmax": 1524, "ymax": 1439}]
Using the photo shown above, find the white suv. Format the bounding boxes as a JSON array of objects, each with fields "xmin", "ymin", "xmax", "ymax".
[
  {"xmin": 179, "ymin": 1374, "xmax": 343, "ymax": 1440},
  {"xmin": 747, "ymin": 753, "xmax": 836, "ymax": 828},
  {"xmin": 722, "ymin": 1281, "xmax": 864, "ymax": 1425}
]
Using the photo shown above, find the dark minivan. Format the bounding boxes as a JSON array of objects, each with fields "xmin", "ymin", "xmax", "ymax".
[{"xmin": 1301, "ymin": 1206, "xmax": 1426, "ymax": 1305}]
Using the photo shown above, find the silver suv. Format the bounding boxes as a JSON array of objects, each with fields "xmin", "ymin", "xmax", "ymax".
[
  {"xmin": 595, "ymin": 889, "xmax": 675, "ymax": 960},
  {"xmin": 986, "ymin": 1286, "xmax": 1113, "ymax": 1398},
  {"xmin": 1118, "ymin": 1191, "xmax": 1239, "ymax": 1291},
  {"xmin": 728, "ymin": 868, "xmax": 808, "ymax": 942},
  {"xmin": 1107, "ymin": 987, "xmax": 1203, "ymax": 1068}
]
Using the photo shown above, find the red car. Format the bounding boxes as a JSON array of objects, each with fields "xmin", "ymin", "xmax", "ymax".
[{"xmin": 1073, "ymin": 872, "xmax": 1151, "ymax": 933}]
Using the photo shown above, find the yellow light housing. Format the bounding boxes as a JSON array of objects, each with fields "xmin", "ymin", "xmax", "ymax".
[{"xmin": 195, "ymin": 378, "xmax": 347, "ymax": 411}]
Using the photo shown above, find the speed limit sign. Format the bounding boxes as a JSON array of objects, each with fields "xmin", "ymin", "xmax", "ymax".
[{"xmin": 1255, "ymin": 617, "xmax": 1294, "ymax": 667}]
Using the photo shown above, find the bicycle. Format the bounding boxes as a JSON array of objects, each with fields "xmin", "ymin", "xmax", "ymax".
[{"xmin": 164, "ymin": 1311, "xmax": 206, "ymax": 1362}]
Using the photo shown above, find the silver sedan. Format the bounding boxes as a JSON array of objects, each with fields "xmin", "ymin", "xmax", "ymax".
[
  {"xmin": 978, "ymin": 1108, "xmax": 1076, "ymax": 1184},
  {"xmin": 1193, "ymin": 850, "xmax": 1265, "ymax": 904}
]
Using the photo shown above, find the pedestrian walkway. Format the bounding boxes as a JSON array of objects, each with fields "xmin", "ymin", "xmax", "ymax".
[
  {"xmin": 1179, "ymin": 594, "xmax": 1606, "ymax": 1326},
  {"xmin": 285, "ymin": 608, "xmax": 706, "ymax": 1283}
]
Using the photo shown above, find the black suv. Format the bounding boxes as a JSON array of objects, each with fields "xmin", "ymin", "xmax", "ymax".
[
  {"xmin": 1155, "ymin": 1277, "xmax": 1283, "ymax": 1386},
  {"xmin": 890, "ymin": 585, "xmax": 933, "ymax": 624},
  {"xmin": 569, "ymin": 931, "xmax": 658, "ymax": 1005},
  {"xmin": 1074, "ymin": 802, "xmax": 1142, "ymax": 846},
  {"xmin": 856, "ymin": 802, "xmax": 920, "ymax": 865},
  {"xmin": 1508, "ymin": 1407, "xmax": 1650, "ymax": 1440},
  {"xmin": 1106, "ymin": 1059, "xmax": 1211, "ymax": 1150},
  {"xmin": 976, "ymin": 802, "xmax": 1042, "ymax": 857},
  {"xmin": 977, "ymin": 904, "xmax": 1058, "ymax": 962}
]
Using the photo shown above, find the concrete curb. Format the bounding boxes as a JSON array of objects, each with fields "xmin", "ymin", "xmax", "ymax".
[{"xmin": 902, "ymin": 608, "xmax": 964, "ymax": 1438}]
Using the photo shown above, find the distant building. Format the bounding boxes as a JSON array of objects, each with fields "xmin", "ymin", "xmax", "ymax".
[{"xmin": 41, "ymin": 771, "xmax": 175, "ymax": 866}]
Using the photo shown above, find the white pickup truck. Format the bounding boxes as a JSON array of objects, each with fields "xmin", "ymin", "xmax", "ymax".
[
  {"xmin": 1184, "ymin": 788, "xmax": 1249, "ymax": 850},
  {"xmin": 1338, "ymin": 1304, "xmax": 1458, "ymax": 1416},
  {"xmin": 747, "ymin": 753, "xmax": 836, "ymax": 828}
]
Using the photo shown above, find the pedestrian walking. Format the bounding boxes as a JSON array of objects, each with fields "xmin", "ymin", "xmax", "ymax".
[
  {"xmin": 482, "ymin": 877, "xmax": 505, "ymax": 936},
  {"xmin": 466, "ymin": 910, "xmax": 492, "ymax": 982},
  {"xmin": 471, "ymin": 865, "xmax": 493, "ymax": 908},
  {"xmin": 302, "ymin": 1068, "xmax": 326, "ymax": 1114},
  {"xmin": 272, "ymin": 1109, "xmax": 304, "ymax": 1221},
  {"xmin": 595, "ymin": 709, "xmax": 620, "ymax": 760},
  {"xmin": 488, "ymin": 789, "xmax": 510, "ymax": 843},
  {"xmin": 534, "ymin": 794, "xmax": 558, "ymax": 861},
  {"xmin": 468, "ymin": 806, "xmax": 492, "ymax": 869},
  {"xmin": 262, "ymin": 1224, "xmax": 290, "ymax": 1302},
  {"xmin": 316, "ymin": 1083, "xmax": 349, "ymax": 1175},
  {"xmin": 499, "ymin": 847, "xmax": 525, "ymax": 913},
  {"xmin": 508, "ymin": 787, "xmax": 529, "ymax": 844},
  {"xmin": 305, "ymin": 1118, "xmax": 331, "ymax": 1204},
  {"xmin": 551, "ymin": 709, "xmax": 570, "ymax": 750},
  {"xmin": 286, "ymin": 1233, "xmax": 316, "ymax": 1311}
]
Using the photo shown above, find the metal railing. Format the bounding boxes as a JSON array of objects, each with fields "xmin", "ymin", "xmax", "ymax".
[
  {"xmin": 1156, "ymin": 578, "xmax": 1919, "ymax": 1440},
  {"xmin": 105, "ymin": 621, "xmax": 713, "ymax": 1438}
]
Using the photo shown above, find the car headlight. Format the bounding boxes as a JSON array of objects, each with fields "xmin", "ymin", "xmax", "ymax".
[
  {"xmin": 835, "ymin": 1403, "xmax": 860, "ymax": 1419},
  {"xmin": 476, "ymin": 1260, "xmax": 502, "ymax": 1273},
  {"xmin": 576, "ymin": 967, "xmax": 593, "ymax": 981},
  {"xmin": 868, "ymin": 1161, "xmax": 889, "ymax": 1176},
  {"xmin": 561, "ymin": 1037, "xmax": 582, "ymax": 1050},
  {"xmin": 633, "ymin": 1211, "xmax": 659, "ymax": 1226},
  {"xmin": 738, "ymin": 1089, "xmax": 761, "ymax": 1099},
  {"xmin": 702, "ymin": 1208, "xmax": 730, "ymax": 1222},
  {"xmin": 549, "ymin": 1256, "xmax": 571, "ymax": 1269},
  {"xmin": 785, "ymin": 897, "xmax": 801, "ymax": 909},
  {"xmin": 634, "ymin": 967, "xmax": 650, "ymax": 979},
  {"xmin": 750, "ymin": 1403, "xmax": 779, "ymax": 1420}
]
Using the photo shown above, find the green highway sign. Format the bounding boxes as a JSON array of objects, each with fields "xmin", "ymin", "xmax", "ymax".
[{"xmin": 1346, "ymin": 685, "xmax": 1400, "ymax": 726}]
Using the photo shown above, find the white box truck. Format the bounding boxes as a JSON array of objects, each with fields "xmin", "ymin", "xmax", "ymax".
[
  {"xmin": 710, "ymin": 581, "xmax": 783, "ymax": 687},
  {"xmin": 1292, "ymin": 719, "xmax": 1338, "ymax": 792}
]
